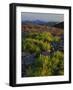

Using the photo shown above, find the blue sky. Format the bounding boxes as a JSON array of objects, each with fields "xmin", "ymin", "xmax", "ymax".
[{"xmin": 21, "ymin": 12, "xmax": 64, "ymax": 22}]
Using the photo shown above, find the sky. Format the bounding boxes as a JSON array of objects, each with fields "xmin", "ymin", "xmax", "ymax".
[{"xmin": 21, "ymin": 12, "xmax": 64, "ymax": 22}]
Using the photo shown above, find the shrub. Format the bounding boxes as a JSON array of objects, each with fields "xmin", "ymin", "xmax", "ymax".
[{"xmin": 25, "ymin": 51, "xmax": 64, "ymax": 76}]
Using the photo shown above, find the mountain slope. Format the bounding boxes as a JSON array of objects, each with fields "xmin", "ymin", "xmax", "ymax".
[{"xmin": 54, "ymin": 22, "xmax": 64, "ymax": 29}]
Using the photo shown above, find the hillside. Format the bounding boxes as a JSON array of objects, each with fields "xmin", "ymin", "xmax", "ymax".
[
  {"xmin": 54, "ymin": 22, "xmax": 64, "ymax": 29},
  {"xmin": 22, "ymin": 24, "xmax": 64, "ymax": 36}
]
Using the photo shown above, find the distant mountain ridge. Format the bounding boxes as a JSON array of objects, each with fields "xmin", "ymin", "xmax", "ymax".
[
  {"xmin": 22, "ymin": 20, "xmax": 64, "ymax": 29},
  {"xmin": 22, "ymin": 20, "xmax": 59, "ymax": 26},
  {"xmin": 22, "ymin": 20, "xmax": 47, "ymax": 25}
]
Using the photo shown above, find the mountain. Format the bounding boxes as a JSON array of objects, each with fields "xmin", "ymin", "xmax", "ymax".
[
  {"xmin": 32, "ymin": 20, "xmax": 47, "ymax": 25},
  {"xmin": 54, "ymin": 22, "xmax": 64, "ymax": 29},
  {"xmin": 47, "ymin": 22, "xmax": 58, "ymax": 26},
  {"xmin": 22, "ymin": 20, "xmax": 47, "ymax": 25},
  {"xmin": 22, "ymin": 20, "xmax": 58, "ymax": 26}
]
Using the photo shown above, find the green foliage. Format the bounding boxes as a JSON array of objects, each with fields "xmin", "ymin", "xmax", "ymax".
[
  {"xmin": 25, "ymin": 51, "xmax": 64, "ymax": 76},
  {"xmin": 24, "ymin": 32, "xmax": 53, "ymax": 42},
  {"xmin": 26, "ymin": 54, "xmax": 50, "ymax": 76},
  {"xmin": 22, "ymin": 31, "xmax": 64, "ymax": 77},
  {"xmin": 51, "ymin": 51, "xmax": 64, "ymax": 75},
  {"xmin": 52, "ymin": 36, "xmax": 61, "ymax": 42},
  {"xmin": 34, "ymin": 32, "xmax": 53, "ymax": 42},
  {"xmin": 22, "ymin": 33, "xmax": 52, "ymax": 53}
]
